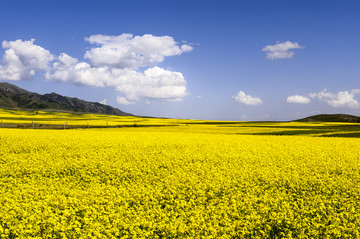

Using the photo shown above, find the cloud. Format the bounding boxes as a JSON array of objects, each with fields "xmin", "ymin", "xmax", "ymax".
[
  {"xmin": 291, "ymin": 89, "xmax": 360, "ymax": 108},
  {"xmin": 309, "ymin": 92, "xmax": 317, "ymax": 99},
  {"xmin": 99, "ymin": 99, "xmax": 107, "ymax": 105},
  {"xmin": 262, "ymin": 41, "xmax": 304, "ymax": 60},
  {"xmin": 46, "ymin": 57, "xmax": 187, "ymax": 102},
  {"xmin": 0, "ymin": 39, "xmax": 54, "ymax": 81},
  {"xmin": 112, "ymin": 66, "xmax": 187, "ymax": 102},
  {"xmin": 45, "ymin": 53, "xmax": 110, "ymax": 87},
  {"xmin": 84, "ymin": 34, "xmax": 192, "ymax": 69},
  {"xmin": 286, "ymin": 95, "xmax": 310, "ymax": 104},
  {"xmin": 233, "ymin": 91, "xmax": 263, "ymax": 105},
  {"xmin": 1, "ymin": 34, "xmax": 192, "ymax": 104},
  {"xmin": 312, "ymin": 89, "xmax": 360, "ymax": 108},
  {"xmin": 351, "ymin": 89, "xmax": 360, "ymax": 94},
  {"xmin": 116, "ymin": 96, "xmax": 135, "ymax": 105}
]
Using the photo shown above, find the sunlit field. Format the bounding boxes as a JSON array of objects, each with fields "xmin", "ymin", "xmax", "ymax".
[{"xmin": 1, "ymin": 109, "xmax": 360, "ymax": 238}]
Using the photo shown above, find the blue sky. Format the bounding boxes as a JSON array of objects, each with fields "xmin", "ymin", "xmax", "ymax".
[{"xmin": 0, "ymin": 0, "xmax": 359, "ymax": 120}]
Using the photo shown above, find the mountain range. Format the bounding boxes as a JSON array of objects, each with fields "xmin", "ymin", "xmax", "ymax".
[
  {"xmin": 0, "ymin": 82, "xmax": 132, "ymax": 116},
  {"xmin": 1, "ymin": 82, "xmax": 359, "ymax": 122}
]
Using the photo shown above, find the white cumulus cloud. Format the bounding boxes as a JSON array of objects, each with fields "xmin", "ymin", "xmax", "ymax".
[
  {"xmin": 112, "ymin": 66, "xmax": 187, "ymax": 102},
  {"xmin": 286, "ymin": 95, "xmax": 310, "ymax": 104},
  {"xmin": 99, "ymin": 99, "xmax": 107, "ymax": 105},
  {"xmin": 233, "ymin": 91, "xmax": 263, "ymax": 105},
  {"xmin": 46, "ymin": 58, "xmax": 187, "ymax": 102},
  {"xmin": 0, "ymin": 39, "xmax": 54, "ymax": 81},
  {"xmin": 313, "ymin": 89, "xmax": 360, "ymax": 108},
  {"xmin": 84, "ymin": 34, "xmax": 192, "ymax": 69},
  {"xmin": 45, "ymin": 53, "xmax": 112, "ymax": 87},
  {"xmin": 116, "ymin": 96, "xmax": 135, "ymax": 105},
  {"xmin": 1, "ymin": 34, "xmax": 192, "ymax": 104},
  {"xmin": 262, "ymin": 41, "xmax": 304, "ymax": 60}
]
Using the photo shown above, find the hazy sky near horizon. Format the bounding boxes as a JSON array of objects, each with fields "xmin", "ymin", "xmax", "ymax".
[{"xmin": 0, "ymin": 0, "xmax": 359, "ymax": 120}]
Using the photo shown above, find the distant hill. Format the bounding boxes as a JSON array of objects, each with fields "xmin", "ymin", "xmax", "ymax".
[
  {"xmin": 0, "ymin": 82, "xmax": 132, "ymax": 116},
  {"xmin": 296, "ymin": 114, "xmax": 360, "ymax": 123}
]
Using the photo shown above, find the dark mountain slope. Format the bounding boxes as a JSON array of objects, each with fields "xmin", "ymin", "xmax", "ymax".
[
  {"xmin": 0, "ymin": 82, "xmax": 132, "ymax": 116},
  {"xmin": 296, "ymin": 114, "xmax": 360, "ymax": 123}
]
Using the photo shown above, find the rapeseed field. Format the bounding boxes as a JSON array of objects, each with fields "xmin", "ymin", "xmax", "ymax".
[{"xmin": 0, "ymin": 109, "xmax": 360, "ymax": 238}]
